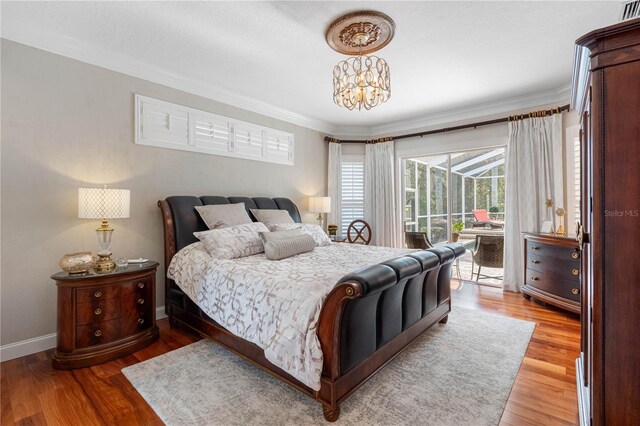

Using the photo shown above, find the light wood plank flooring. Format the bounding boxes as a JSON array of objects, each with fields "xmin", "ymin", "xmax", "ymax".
[{"xmin": 1, "ymin": 283, "xmax": 580, "ymax": 425}]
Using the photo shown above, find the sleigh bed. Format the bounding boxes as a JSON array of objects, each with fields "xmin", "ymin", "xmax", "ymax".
[{"xmin": 158, "ymin": 196, "xmax": 464, "ymax": 421}]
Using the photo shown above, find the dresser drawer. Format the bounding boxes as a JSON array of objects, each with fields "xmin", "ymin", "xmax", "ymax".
[
  {"xmin": 526, "ymin": 240, "xmax": 580, "ymax": 262},
  {"xmin": 527, "ymin": 253, "xmax": 581, "ymax": 281},
  {"xmin": 121, "ymin": 277, "xmax": 152, "ymax": 298},
  {"xmin": 525, "ymin": 268, "xmax": 581, "ymax": 302},
  {"xmin": 120, "ymin": 310, "xmax": 151, "ymax": 336},
  {"xmin": 76, "ymin": 298, "xmax": 121, "ymax": 325},
  {"xmin": 76, "ymin": 285, "xmax": 120, "ymax": 303},
  {"xmin": 76, "ymin": 318, "xmax": 121, "ymax": 348}
]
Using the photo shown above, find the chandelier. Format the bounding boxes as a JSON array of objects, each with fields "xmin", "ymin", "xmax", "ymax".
[{"xmin": 326, "ymin": 11, "xmax": 395, "ymax": 111}]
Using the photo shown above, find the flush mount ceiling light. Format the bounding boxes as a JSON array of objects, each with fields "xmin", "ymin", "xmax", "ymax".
[{"xmin": 326, "ymin": 11, "xmax": 395, "ymax": 111}]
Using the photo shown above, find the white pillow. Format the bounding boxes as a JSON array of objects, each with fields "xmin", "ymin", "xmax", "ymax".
[
  {"xmin": 272, "ymin": 223, "xmax": 332, "ymax": 247},
  {"xmin": 195, "ymin": 203, "xmax": 252, "ymax": 229},
  {"xmin": 194, "ymin": 222, "xmax": 269, "ymax": 259},
  {"xmin": 264, "ymin": 234, "xmax": 316, "ymax": 260},
  {"xmin": 258, "ymin": 228, "xmax": 304, "ymax": 244},
  {"xmin": 250, "ymin": 209, "xmax": 294, "ymax": 229}
]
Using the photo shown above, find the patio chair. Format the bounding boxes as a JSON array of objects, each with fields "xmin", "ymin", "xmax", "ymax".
[
  {"xmin": 472, "ymin": 209, "xmax": 504, "ymax": 229},
  {"xmin": 404, "ymin": 231, "xmax": 434, "ymax": 249},
  {"xmin": 471, "ymin": 234, "xmax": 504, "ymax": 281}
]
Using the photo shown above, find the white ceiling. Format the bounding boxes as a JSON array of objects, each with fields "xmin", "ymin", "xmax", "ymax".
[{"xmin": 1, "ymin": 1, "xmax": 622, "ymax": 135}]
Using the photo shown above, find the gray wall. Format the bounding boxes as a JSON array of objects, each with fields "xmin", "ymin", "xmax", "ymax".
[{"xmin": 0, "ymin": 40, "xmax": 327, "ymax": 346}]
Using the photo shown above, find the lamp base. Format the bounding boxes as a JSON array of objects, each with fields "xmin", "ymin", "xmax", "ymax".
[{"xmin": 94, "ymin": 252, "xmax": 115, "ymax": 273}]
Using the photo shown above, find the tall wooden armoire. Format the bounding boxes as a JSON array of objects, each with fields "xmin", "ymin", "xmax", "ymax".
[{"xmin": 572, "ymin": 17, "xmax": 640, "ymax": 426}]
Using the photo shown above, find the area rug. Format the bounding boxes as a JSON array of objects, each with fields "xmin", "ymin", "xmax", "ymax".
[{"xmin": 122, "ymin": 307, "xmax": 534, "ymax": 425}]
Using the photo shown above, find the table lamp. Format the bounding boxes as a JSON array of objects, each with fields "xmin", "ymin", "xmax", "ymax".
[
  {"xmin": 78, "ymin": 186, "xmax": 130, "ymax": 272},
  {"xmin": 308, "ymin": 196, "xmax": 331, "ymax": 229}
]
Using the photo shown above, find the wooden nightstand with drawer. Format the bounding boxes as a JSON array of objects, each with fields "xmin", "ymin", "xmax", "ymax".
[
  {"xmin": 521, "ymin": 233, "xmax": 580, "ymax": 314},
  {"xmin": 51, "ymin": 262, "xmax": 160, "ymax": 369}
]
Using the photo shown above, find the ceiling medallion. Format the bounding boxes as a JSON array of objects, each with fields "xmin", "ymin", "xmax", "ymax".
[{"xmin": 326, "ymin": 11, "xmax": 395, "ymax": 111}]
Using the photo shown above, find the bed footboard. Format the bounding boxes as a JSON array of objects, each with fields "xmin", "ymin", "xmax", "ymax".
[{"xmin": 316, "ymin": 245, "xmax": 463, "ymax": 421}]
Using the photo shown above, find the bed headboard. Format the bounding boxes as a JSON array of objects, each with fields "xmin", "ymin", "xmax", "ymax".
[{"xmin": 158, "ymin": 195, "xmax": 301, "ymax": 259}]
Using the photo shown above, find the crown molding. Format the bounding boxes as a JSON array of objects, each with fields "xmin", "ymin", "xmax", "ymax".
[
  {"xmin": 331, "ymin": 83, "xmax": 572, "ymax": 138},
  {"xmin": 1, "ymin": 20, "xmax": 337, "ymax": 135},
  {"xmin": 2, "ymin": 19, "xmax": 572, "ymax": 140}
]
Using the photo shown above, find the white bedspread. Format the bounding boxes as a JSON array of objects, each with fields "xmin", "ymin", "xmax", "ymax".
[{"xmin": 167, "ymin": 242, "xmax": 415, "ymax": 391}]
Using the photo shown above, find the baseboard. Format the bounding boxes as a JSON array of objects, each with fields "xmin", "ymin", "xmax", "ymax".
[{"xmin": 0, "ymin": 306, "xmax": 167, "ymax": 362}]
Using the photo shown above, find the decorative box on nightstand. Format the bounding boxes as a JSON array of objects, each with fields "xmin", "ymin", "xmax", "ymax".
[{"xmin": 51, "ymin": 261, "xmax": 160, "ymax": 369}]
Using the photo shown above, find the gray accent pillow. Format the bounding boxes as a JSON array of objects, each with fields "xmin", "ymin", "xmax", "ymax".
[
  {"xmin": 259, "ymin": 228, "xmax": 304, "ymax": 244},
  {"xmin": 196, "ymin": 203, "xmax": 252, "ymax": 229},
  {"xmin": 250, "ymin": 209, "xmax": 294, "ymax": 229},
  {"xmin": 264, "ymin": 234, "xmax": 316, "ymax": 260},
  {"xmin": 194, "ymin": 222, "xmax": 269, "ymax": 259},
  {"xmin": 272, "ymin": 223, "xmax": 332, "ymax": 247}
]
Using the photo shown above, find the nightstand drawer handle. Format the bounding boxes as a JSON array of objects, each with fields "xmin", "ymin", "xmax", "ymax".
[
  {"xmin": 94, "ymin": 308, "xmax": 102, "ymax": 315},
  {"xmin": 572, "ymin": 268, "xmax": 579, "ymax": 276},
  {"xmin": 94, "ymin": 330, "xmax": 102, "ymax": 337},
  {"xmin": 94, "ymin": 291, "xmax": 102, "ymax": 298},
  {"xmin": 572, "ymin": 288, "xmax": 580, "ymax": 295},
  {"xmin": 531, "ymin": 276, "xmax": 540, "ymax": 281},
  {"xmin": 137, "ymin": 282, "xmax": 145, "ymax": 289},
  {"xmin": 137, "ymin": 298, "xmax": 145, "ymax": 305},
  {"xmin": 531, "ymin": 260, "xmax": 540, "ymax": 264},
  {"xmin": 531, "ymin": 246, "xmax": 539, "ymax": 250},
  {"xmin": 572, "ymin": 252, "xmax": 580, "ymax": 259},
  {"xmin": 138, "ymin": 318, "xmax": 145, "ymax": 325}
]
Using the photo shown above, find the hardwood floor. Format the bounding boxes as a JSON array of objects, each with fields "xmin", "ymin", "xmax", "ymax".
[{"xmin": 1, "ymin": 283, "xmax": 580, "ymax": 425}]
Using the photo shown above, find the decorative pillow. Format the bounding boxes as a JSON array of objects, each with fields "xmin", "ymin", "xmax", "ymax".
[
  {"xmin": 258, "ymin": 228, "xmax": 304, "ymax": 244},
  {"xmin": 250, "ymin": 209, "xmax": 294, "ymax": 229},
  {"xmin": 195, "ymin": 203, "xmax": 252, "ymax": 229},
  {"xmin": 264, "ymin": 234, "xmax": 316, "ymax": 260},
  {"xmin": 194, "ymin": 222, "xmax": 269, "ymax": 259},
  {"xmin": 272, "ymin": 223, "xmax": 332, "ymax": 247}
]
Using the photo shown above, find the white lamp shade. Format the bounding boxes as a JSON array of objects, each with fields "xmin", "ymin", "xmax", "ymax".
[
  {"xmin": 308, "ymin": 196, "xmax": 331, "ymax": 214},
  {"xmin": 78, "ymin": 188, "xmax": 130, "ymax": 219}
]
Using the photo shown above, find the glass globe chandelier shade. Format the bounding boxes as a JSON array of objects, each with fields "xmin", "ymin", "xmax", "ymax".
[{"xmin": 333, "ymin": 55, "xmax": 391, "ymax": 111}]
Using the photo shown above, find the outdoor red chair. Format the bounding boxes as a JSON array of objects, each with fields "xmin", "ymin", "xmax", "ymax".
[{"xmin": 472, "ymin": 209, "xmax": 504, "ymax": 229}]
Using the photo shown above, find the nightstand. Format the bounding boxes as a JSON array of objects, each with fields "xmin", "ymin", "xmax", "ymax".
[{"xmin": 51, "ymin": 261, "xmax": 160, "ymax": 369}]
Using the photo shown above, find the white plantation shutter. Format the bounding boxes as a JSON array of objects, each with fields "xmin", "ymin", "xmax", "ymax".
[
  {"xmin": 139, "ymin": 99, "xmax": 189, "ymax": 147},
  {"xmin": 193, "ymin": 114, "xmax": 231, "ymax": 152},
  {"xmin": 135, "ymin": 95, "xmax": 294, "ymax": 165},
  {"xmin": 233, "ymin": 125, "xmax": 264, "ymax": 159},
  {"xmin": 341, "ymin": 158, "xmax": 365, "ymax": 235},
  {"xmin": 265, "ymin": 131, "xmax": 294, "ymax": 164}
]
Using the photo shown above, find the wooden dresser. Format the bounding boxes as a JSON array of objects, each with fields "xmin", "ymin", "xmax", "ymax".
[
  {"xmin": 51, "ymin": 262, "xmax": 160, "ymax": 369},
  {"xmin": 572, "ymin": 18, "xmax": 640, "ymax": 425},
  {"xmin": 522, "ymin": 233, "xmax": 580, "ymax": 314}
]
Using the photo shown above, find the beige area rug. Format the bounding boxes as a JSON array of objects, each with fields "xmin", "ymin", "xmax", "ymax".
[{"xmin": 123, "ymin": 307, "xmax": 534, "ymax": 425}]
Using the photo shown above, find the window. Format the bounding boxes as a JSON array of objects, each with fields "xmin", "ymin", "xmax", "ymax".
[
  {"xmin": 135, "ymin": 95, "xmax": 294, "ymax": 165},
  {"xmin": 572, "ymin": 136, "xmax": 581, "ymax": 221},
  {"xmin": 341, "ymin": 156, "xmax": 364, "ymax": 236}
]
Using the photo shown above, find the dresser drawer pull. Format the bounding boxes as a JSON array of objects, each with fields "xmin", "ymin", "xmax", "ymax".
[
  {"xmin": 531, "ymin": 276, "xmax": 540, "ymax": 281},
  {"xmin": 572, "ymin": 252, "xmax": 580, "ymax": 259},
  {"xmin": 572, "ymin": 288, "xmax": 580, "ymax": 295},
  {"xmin": 137, "ymin": 282, "xmax": 145, "ymax": 289},
  {"xmin": 137, "ymin": 298, "xmax": 145, "ymax": 305},
  {"xmin": 138, "ymin": 318, "xmax": 145, "ymax": 325},
  {"xmin": 531, "ymin": 260, "xmax": 540, "ymax": 264},
  {"xmin": 94, "ymin": 330, "xmax": 102, "ymax": 337},
  {"xmin": 94, "ymin": 308, "xmax": 102, "ymax": 315},
  {"xmin": 94, "ymin": 291, "xmax": 102, "ymax": 298},
  {"xmin": 531, "ymin": 246, "xmax": 540, "ymax": 251},
  {"xmin": 572, "ymin": 268, "xmax": 579, "ymax": 276}
]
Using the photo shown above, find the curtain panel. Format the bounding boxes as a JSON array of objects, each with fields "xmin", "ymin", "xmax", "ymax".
[
  {"xmin": 503, "ymin": 115, "xmax": 564, "ymax": 292},
  {"xmin": 327, "ymin": 142, "xmax": 342, "ymax": 236},
  {"xmin": 364, "ymin": 141, "xmax": 399, "ymax": 247}
]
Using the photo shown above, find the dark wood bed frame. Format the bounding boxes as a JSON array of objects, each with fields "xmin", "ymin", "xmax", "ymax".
[{"xmin": 158, "ymin": 197, "xmax": 456, "ymax": 421}]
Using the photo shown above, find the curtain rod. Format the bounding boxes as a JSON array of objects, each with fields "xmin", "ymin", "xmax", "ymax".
[{"xmin": 324, "ymin": 104, "xmax": 570, "ymax": 144}]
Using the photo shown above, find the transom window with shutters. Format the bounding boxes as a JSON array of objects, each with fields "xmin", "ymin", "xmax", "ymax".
[
  {"xmin": 341, "ymin": 156, "xmax": 365, "ymax": 236},
  {"xmin": 135, "ymin": 95, "xmax": 294, "ymax": 165}
]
